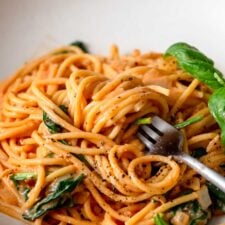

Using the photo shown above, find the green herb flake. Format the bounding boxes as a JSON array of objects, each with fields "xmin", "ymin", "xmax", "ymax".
[
  {"xmin": 59, "ymin": 140, "xmax": 70, "ymax": 145},
  {"xmin": 59, "ymin": 105, "xmax": 68, "ymax": 114},
  {"xmin": 70, "ymin": 41, "xmax": 88, "ymax": 53},
  {"xmin": 191, "ymin": 147, "xmax": 207, "ymax": 158},
  {"xmin": 22, "ymin": 187, "xmax": 31, "ymax": 201},
  {"xmin": 153, "ymin": 213, "xmax": 168, "ymax": 225},
  {"xmin": 207, "ymin": 182, "xmax": 225, "ymax": 202},
  {"xmin": 175, "ymin": 115, "xmax": 203, "ymax": 129},
  {"xmin": 135, "ymin": 117, "xmax": 152, "ymax": 125},
  {"xmin": 10, "ymin": 172, "xmax": 37, "ymax": 182},
  {"xmin": 43, "ymin": 111, "xmax": 62, "ymax": 134}
]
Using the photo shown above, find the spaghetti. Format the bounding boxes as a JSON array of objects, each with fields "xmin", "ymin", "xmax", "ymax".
[{"xmin": 0, "ymin": 44, "xmax": 224, "ymax": 225}]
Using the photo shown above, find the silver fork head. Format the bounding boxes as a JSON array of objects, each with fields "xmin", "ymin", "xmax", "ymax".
[{"xmin": 137, "ymin": 116, "xmax": 183, "ymax": 156}]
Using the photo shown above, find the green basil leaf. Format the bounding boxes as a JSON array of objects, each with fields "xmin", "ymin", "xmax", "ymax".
[
  {"xmin": 175, "ymin": 115, "xmax": 203, "ymax": 129},
  {"xmin": 216, "ymin": 199, "xmax": 225, "ymax": 212},
  {"xmin": 191, "ymin": 147, "xmax": 207, "ymax": 159},
  {"xmin": 207, "ymin": 182, "xmax": 225, "ymax": 202},
  {"xmin": 22, "ymin": 187, "xmax": 31, "ymax": 201},
  {"xmin": 10, "ymin": 172, "xmax": 37, "ymax": 182},
  {"xmin": 59, "ymin": 140, "xmax": 70, "ymax": 145},
  {"xmin": 43, "ymin": 111, "xmax": 62, "ymax": 133},
  {"xmin": 165, "ymin": 42, "xmax": 225, "ymax": 90},
  {"xmin": 153, "ymin": 214, "xmax": 168, "ymax": 225},
  {"xmin": 70, "ymin": 41, "xmax": 88, "ymax": 53},
  {"xmin": 22, "ymin": 174, "xmax": 84, "ymax": 221},
  {"xmin": 59, "ymin": 105, "xmax": 68, "ymax": 114},
  {"xmin": 135, "ymin": 117, "xmax": 152, "ymax": 125},
  {"xmin": 208, "ymin": 87, "xmax": 225, "ymax": 145}
]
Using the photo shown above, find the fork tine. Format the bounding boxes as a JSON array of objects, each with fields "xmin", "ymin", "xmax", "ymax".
[
  {"xmin": 137, "ymin": 132, "xmax": 154, "ymax": 150},
  {"xmin": 139, "ymin": 125, "xmax": 161, "ymax": 141},
  {"xmin": 151, "ymin": 116, "xmax": 178, "ymax": 133}
]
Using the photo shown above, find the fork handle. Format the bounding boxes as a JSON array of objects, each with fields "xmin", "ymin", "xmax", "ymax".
[{"xmin": 176, "ymin": 152, "xmax": 225, "ymax": 193}]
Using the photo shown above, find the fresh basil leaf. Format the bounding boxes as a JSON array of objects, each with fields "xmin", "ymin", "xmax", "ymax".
[
  {"xmin": 135, "ymin": 117, "xmax": 152, "ymax": 125},
  {"xmin": 70, "ymin": 41, "xmax": 88, "ymax": 53},
  {"xmin": 43, "ymin": 111, "xmax": 62, "ymax": 133},
  {"xmin": 207, "ymin": 182, "xmax": 225, "ymax": 202},
  {"xmin": 191, "ymin": 147, "xmax": 207, "ymax": 158},
  {"xmin": 10, "ymin": 172, "xmax": 37, "ymax": 182},
  {"xmin": 74, "ymin": 154, "xmax": 91, "ymax": 168},
  {"xmin": 46, "ymin": 152, "xmax": 55, "ymax": 158},
  {"xmin": 165, "ymin": 42, "xmax": 214, "ymax": 65},
  {"xmin": 59, "ymin": 140, "xmax": 70, "ymax": 145},
  {"xmin": 216, "ymin": 199, "xmax": 225, "ymax": 212},
  {"xmin": 165, "ymin": 42, "xmax": 225, "ymax": 90},
  {"xmin": 22, "ymin": 174, "xmax": 84, "ymax": 221},
  {"xmin": 22, "ymin": 187, "xmax": 31, "ymax": 201},
  {"xmin": 154, "ymin": 213, "xmax": 168, "ymax": 225},
  {"xmin": 208, "ymin": 87, "xmax": 225, "ymax": 145},
  {"xmin": 175, "ymin": 115, "xmax": 203, "ymax": 129},
  {"xmin": 59, "ymin": 105, "xmax": 68, "ymax": 114}
]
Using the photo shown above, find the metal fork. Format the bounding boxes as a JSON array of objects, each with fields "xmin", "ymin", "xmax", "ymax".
[{"xmin": 137, "ymin": 116, "xmax": 225, "ymax": 192}]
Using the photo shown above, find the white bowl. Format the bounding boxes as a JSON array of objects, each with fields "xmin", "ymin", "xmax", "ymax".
[{"xmin": 0, "ymin": 0, "xmax": 225, "ymax": 224}]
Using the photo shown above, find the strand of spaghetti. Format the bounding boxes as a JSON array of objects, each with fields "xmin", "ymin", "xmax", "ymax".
[
  {"xmin": 188, "ymin": 132, "xmax": 219, "ymax": 145},
  {"xmin": 49, "ymin": 45, "xmax": 84, "ymax": 55},
  {"xmin": 128, "ymin": 155, "xmax": 180, "ymax": 194},
  {"xmin": 93, "ymin": 67, "xmax": 151, "ymax": 101},
  {"xmin": 1, "ymin": 140, "xmax": 20, "ymax": 158},
  {"xmin": 171, "ymin": 79, "xmax": 199, "ymax": 115},
  {"xmin": 0, "ymin": 121, "xmax": 38, "ymax": 141},
  {"xmin": 1, "ymin": 176, "xmax": 24, "ymax": 206},
  {"xmin": 108, "ymin": 145, "xmax": 143, "ymax": 193},
  {"xmin": 95, "ymin": 155, "xmax": 136, "ymax": 195},
  {"xmin": 0, "ymin": 201, "xmax": 32, "ymax": 224},
  {"xmin": 34, "ymin": 218, "xmax": 44, "ymax": 225},
  {"xmin": 85, "ymin": 179, "xmax": 129, "ymax": 221},
  {"xmin": 34, "ymin": 78, "xmax": 67, "ymax": 85},
  {"xmin": 31, "ymin": 84, "xmax": 71, "ymax": 123},
  {"xmin": 143, "ymin": 192, "xmax": 198, "ymax": 220},
  {"xmin": 125, "ymin": 200, "xmax": 158, "ymax": 225},
  {"xmin": 23, "ymin": 165, "xmax": 45, "ymax": 209},
  {"xmin": 186, "ymin": 114, "xmax": 215, "ymax": 137},
  {"xmin": 8, "ymin": 157, "xmax": 69, "ymax": 166},
  {"xmin": 56, "ymin": 54, "xmax": 101, "ymax": 77},
  {"xmin": 74, "ymin": 75, "xmax": 107, "ymax": 128},
  {"xmin": 49, "ymin": 212, "xmax": 98, "ymax": 225},
  {"xmin": 45, "ymin": 131, "xmax": 115, "ymax": 147},
  {"xmin": 37, "ymin": 102, "xmax": 79, "ymax": 132},
  {"xmin": 53, "ymin": 141, "xmax": 108, "ymax": 155},
  {"xmin": 0, "ymin": 118, "xmax": 32, "ymax": 128},
  {"xmin": 83, "ymin": 198, "xmax": 102, "ymax": 221},
  {"xmin": 45, "ymin": 165, "xmax": 77, "ymax": 184}
]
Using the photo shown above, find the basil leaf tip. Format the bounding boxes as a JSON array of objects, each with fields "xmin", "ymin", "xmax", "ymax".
[
  {"xmin": 153, "ymin": 213, "xmax": 168, "ymax": 225},
  {"xmin": 70, "ymin": 41, "xmax": 88, "ymax": 53},
  {"xmin": 43, "ymin": 111, "xmax": 62, "ymax": 133},
  {"xmin": 135, "ymin": 117, "xmax": 152, "ymax": 125},
  {"xmin": 175, "ymin": 115, "xmax": 203, "ymax": 129}
]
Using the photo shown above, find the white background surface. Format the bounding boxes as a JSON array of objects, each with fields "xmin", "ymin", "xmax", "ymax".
[{"xmin": 1, "ymin": 0, "xmax": 225, "ymax": 224}]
